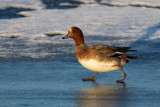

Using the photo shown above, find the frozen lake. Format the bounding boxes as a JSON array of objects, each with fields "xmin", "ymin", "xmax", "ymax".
[
  {"xmin": 0, "ymin": 0, "xmax": 160, "ymax": 107},
  {"xmin": 0, "ymin": 58, "xmax": 159, "ymax": 107}
]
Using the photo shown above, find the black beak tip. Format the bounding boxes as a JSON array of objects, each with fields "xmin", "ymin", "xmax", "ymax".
[{"xmin": 62, "ymin": 37, "xmax": 65, "ymax": 39}]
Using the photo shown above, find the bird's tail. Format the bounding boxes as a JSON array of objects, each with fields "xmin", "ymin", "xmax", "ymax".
[
  {"xmin": 125, "ymin": 50, "xmax": 137, "ymax": 53},
  {"xmin": 115, "ymin": 47, "xmax": 137, "ymax": 53},
  {"xmin": 126, "ymin": 55, "xmax": 138, "ymax": 63}
]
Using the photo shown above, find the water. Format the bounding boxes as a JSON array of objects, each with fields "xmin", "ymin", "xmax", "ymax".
[{"xmin": 0, "ymin": 0, "xmax": 160, "ymax": 107}]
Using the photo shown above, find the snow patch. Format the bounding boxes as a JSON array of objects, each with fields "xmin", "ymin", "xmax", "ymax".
[
  {"xmin": 8, "ymin": 5, "xmax": 36, "ymax": 10},
  {"xmin": 129, "ymin": 26, "xmax": 137, "ymax": 29},
  {"xmin": 95, "ymin": 1, "xmax": 160, "ymax": 9},
  {"xmin": 17, "ymin": 11, "xmax": 32, "ymax": 17},
  {"xmin": 0, "ymin": 0, "xmax": 160, "ymax": 59},
  {"xmin": 101, "ymin": 2, "xmax": 127, "ymax": 7},
  {"xmin": 130, "ymin": 2, "xmax": 160, "ymax": 8},
  {"xmin": 130, "ymin": 2, "xmax": 151, "ymax": 7},
  {"xmin": 39, "ymin": 34, "xmax": 47, "ymax": 38},
  {"xmin": 0, "ymin": 33, "xmax": 22, "ymax": 38},
  {"xmin": 0, "ymin": 5, "xmax": 35, "ymax": 19},
  {"xmin": 45, "ymin": 31, "xmax": 66, "ymax": 37}
]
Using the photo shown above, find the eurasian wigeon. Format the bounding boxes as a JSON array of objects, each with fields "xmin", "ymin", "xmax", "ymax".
[{"xmin": 62, "ymin": 27, "xmax": 137, "ymax": 83}]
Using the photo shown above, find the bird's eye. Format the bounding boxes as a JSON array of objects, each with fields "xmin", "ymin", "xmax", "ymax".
[{"xmin": 72, "ymin": 29, "xmax": 76, "ymax": 33}]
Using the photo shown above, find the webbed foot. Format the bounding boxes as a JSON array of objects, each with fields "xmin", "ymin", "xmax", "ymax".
[
  {"xmin": 82, "ymin": 72, "xmax": 98, "ymax": 81},
  {"xmin": 82, "ymin": 77, "xmax": 96, "ymax": 81},
  {"xmin": 116, "ymin": 71, "xmax": 127, "ymax": 83},
  {"xmin": 116, "ymin": 79, "xmax": 125, "ymax": 83}
]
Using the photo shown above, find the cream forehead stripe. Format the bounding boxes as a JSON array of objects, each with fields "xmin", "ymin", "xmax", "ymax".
[{"xmin": 69, "ymin": 28, "xmax": 73, "ymax": 32}]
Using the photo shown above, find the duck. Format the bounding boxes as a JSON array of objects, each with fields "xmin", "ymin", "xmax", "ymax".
[{"xmin": 62, "ymin": 26, "xmax": 137, "ymax": 83}]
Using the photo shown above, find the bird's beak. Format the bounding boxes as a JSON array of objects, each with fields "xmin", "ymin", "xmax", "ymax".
[{"xmin": 62, "ymin": 34, "xmax": 69, "ymax": 39}]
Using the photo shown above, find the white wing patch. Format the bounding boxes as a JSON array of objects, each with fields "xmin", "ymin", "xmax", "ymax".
[{"xmin": 115, "ymin": 52, "xmax": 125, "ymax": 54}]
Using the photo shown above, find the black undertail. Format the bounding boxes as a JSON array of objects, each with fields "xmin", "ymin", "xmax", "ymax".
[{"xmin": 126, "ymin": 55, "xmax": 138, "ymax": 63}]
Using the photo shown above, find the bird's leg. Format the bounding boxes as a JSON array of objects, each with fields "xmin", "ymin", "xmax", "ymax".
[
  {"xmin": 82, "ymin": 72, "xmax": 98, "ymax": 81},
  {"xmin": 116, "ymin": 67, "xmax": 127, "ymax": 83}
]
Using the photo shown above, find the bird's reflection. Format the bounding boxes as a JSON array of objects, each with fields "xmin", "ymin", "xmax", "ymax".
[{"xmin": 77, "ymin": 83, "xmax": 127, "ymax": 107}]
